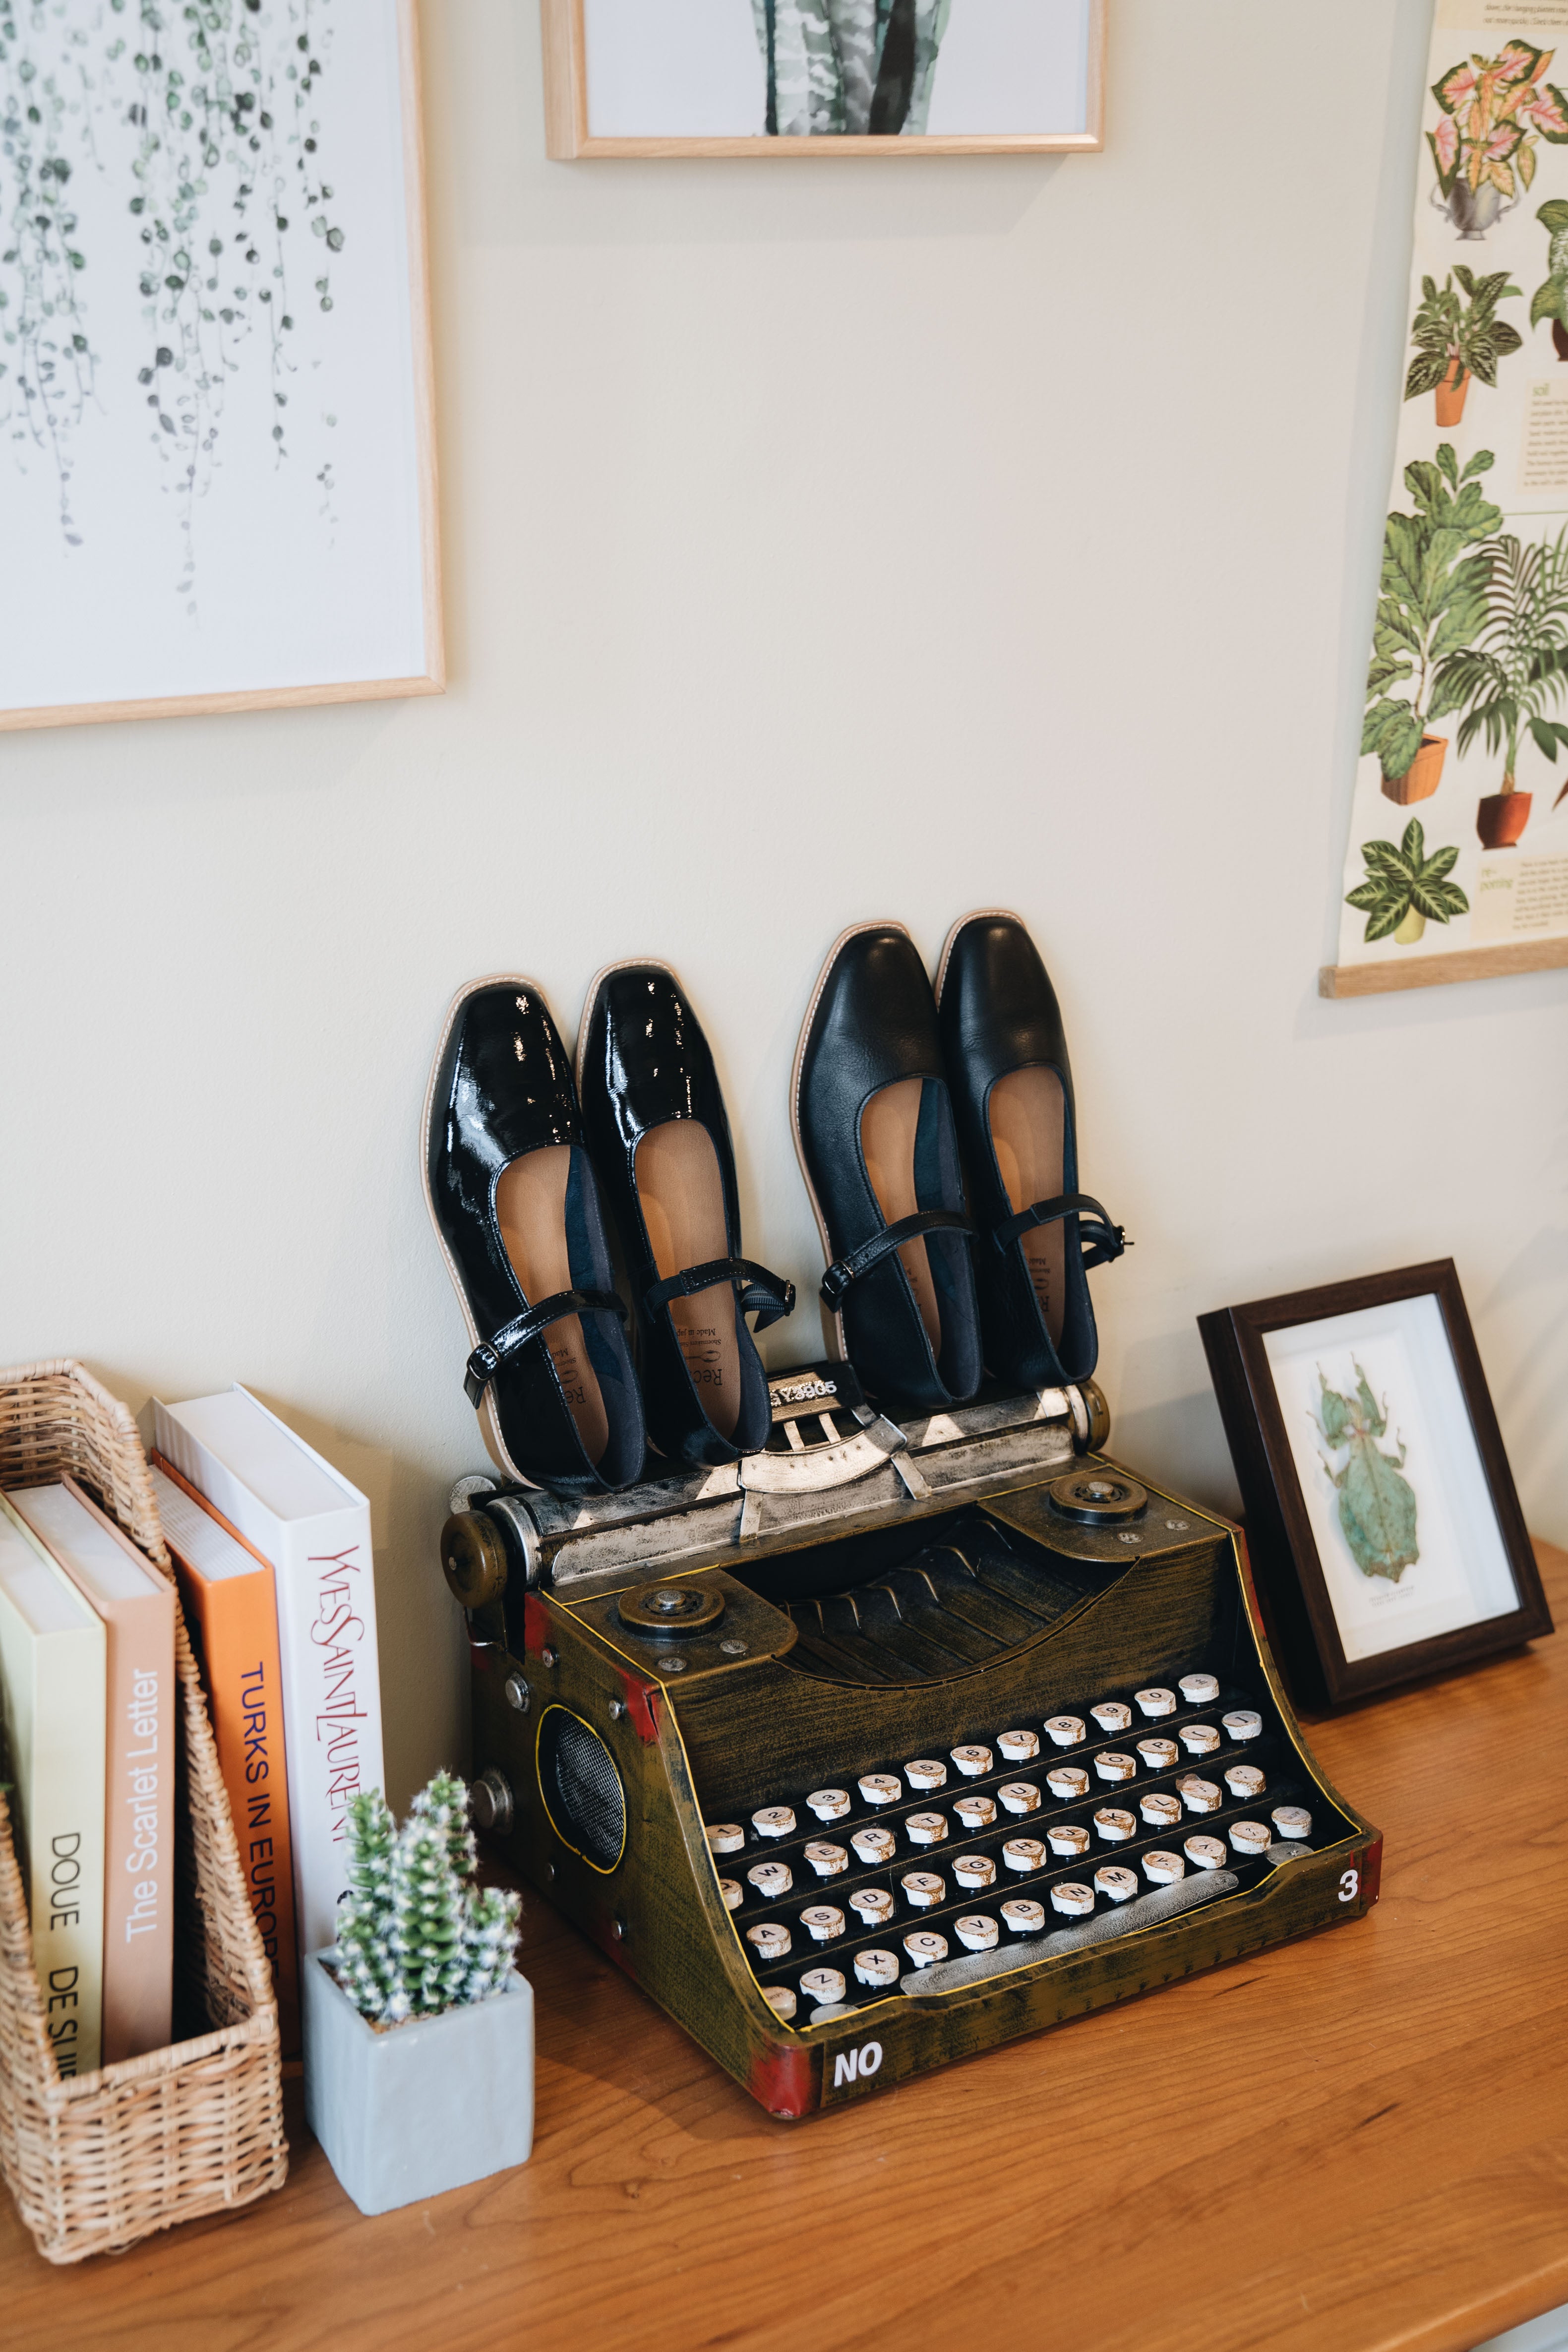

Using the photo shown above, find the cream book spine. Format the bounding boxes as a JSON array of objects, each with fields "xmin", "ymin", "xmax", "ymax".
[{"xmin": 0, "ymin": 1497, "xmax": 107, "ymax": 2079}]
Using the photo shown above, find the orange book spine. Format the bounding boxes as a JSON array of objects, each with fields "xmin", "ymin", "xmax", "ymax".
[{"xmin": 151, "ymin": 1453, "xmax": 301, "ymax": 2058}]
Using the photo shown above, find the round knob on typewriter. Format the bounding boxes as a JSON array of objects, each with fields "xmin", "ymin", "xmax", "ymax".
[
  {"xmin": 804, "ymin": 1841, "xmax": 848, "ymax": 1877},
  {"xmin": 1178, "ymin": 1777, "xmax": 1221, "ymax": 1815},
  {"xmin": 955, "ymin": 1915, "xmax": 999, "ymax": 1951},
  {"xmin": 1044, "ymin": 1716, "xmax": 1086, "ymax": 1748},
  {"xmin": 998, "ymin": 1781, "xmax": 1041, "ymax": 1816},
  {"xmin": 1137, "ymin": 1738, "xmax": 1179, "ymax": 1771},
  {"xmin": 747, "ymin": 1860, "xmax": 792, "ymax": 1898},
  {"xmin": 1180, "ymin": 1673, "xmax": 1219, "ymax": 1705},
  {"xmin": 1135, "ymin": 1688, "xmax": 1176, "ymax": 1719},
  {"xmin": 954, "ymin": 1794, "xmax": 997, "ymax": 1833},
  {"xmin": 1093, "ymin": 1807, "xmax": 1137, "ymax": 1842},
  {"xmin": 807, "ymin": 1788, "xmax": 850, "ymax": 1822},
  {"xmin": 1002, "ymin": 1837, "xmax": 1046, "ymax": 1874},
  {"xmin": 1230, "ymin": 1820, "xmax": 1271, "ymax": 1858},
  {"xmin": 439, "ymin": 1510, "xmax": 510, "ymax": 1610},
  {"xmin": 950, "ymin": 1745, "xmax": 993, "ymax": 1779},
  {"xmin": 763, "ymin": 1986, "xmax": 797, "ymax": 2021},
  {"xmin": 1001, "ymin": 1898, "xmax": 1045, "ymax": 1935},
  {"xmin": 1272, "ymin": 1804, "xmax": 1312, "ymax": 1842},
  {"xmin": 719, "ymin": 1878, "xmax": 743, "ymax": 1910},
  {"xmin": 1051, "ymin": 1881, "xmax": 1094, "ymax": 1917},
  {"xmin": 904, "ymin": 1759, "xmax": 947, "ymax": 1792},
  {"xmin": 800, "ymin": 1906, "xmax": 845, "ymax": 1943},
  {"xmin": 747, "ymin": 1922, "xmax": 791, "ymax": 1959},
  {"xmin": 854, "ymin": 1949, "xmax": 900, "ymax": 1988},
  {"xmin": 903, "ymin": 1930, "xmax": 949, "ymax": 1969},
  {"xmin": 1179, "ymin": 1723, "xmax": 1221, "ymax": 1756},
  {"xmin": 849, "ymin": 1886, "xmax": 895, "ymax": 1925},
  {"xmin": 858, "ymin": 1773, "xmax": 901, "ymax": 1807},
  {"xmin": 954, "ymin": 1852, "xmax": 997, "ymax": 1889},
  {"xmin": 1140, "ymin": 1791, "xmax": 1183, "ymax": 1832},
  {"xmin": 1094, "ymin": 1865, "xmax": 1139, "ymax": 1904},
  {"xmin": 1090, "ymin": 1702, "xmax": 1133, "ymax": 1735},
  {"xmin": 1143, "ymin": 1849, "xmax": 1186, "ymax": 1884},
  {"xmin": 901, "ymin": 1870, "xmax": 946, "ymax": 1910},
  {"xmin": 1046, "ymin": 1765, "xmax": 1090, "ymax": 1802},
  {"xmin": 905, "ymin": 1812, "xmax": 948, "ymax": 1846},
  {"xmin": 1225, "ymin": 1764, "xmax": 1266, "ymax": 1801},
  {"xmin": 1047, "ymin": 1822, "xmax": 1091, "ymax": 1858},
  {"xmin": 997, "ymin": 1729, "xmax": 1040, "ymax": 1762},
  {"xmin": 1184, "ymin": 1833, "xmax": 1227, "ymax": 1871},
  {"xmin": 752, "ymin": 1805, "xmax": 796, "ymax": 1839},
  {"xmin": 705, "ymin": 1823, "xmax": 745, "ymax": 1855},
  {"xmin": 1223, "ymin": 1709, "xmax": 1264, "ymax": 1743},
  {"xmin": 851, "ymin": 1826, "xmax": 897, "ymax": 1867},
  {"xmin": 1093, "ymin": 1751, "xmax": 1137, "ymax": 1783},
  {"xmin": 800, "ymin": 1967, "xmax": 846, "ymax": 2006}
]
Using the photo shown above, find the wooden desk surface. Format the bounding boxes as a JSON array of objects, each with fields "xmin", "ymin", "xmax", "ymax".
[{"xmin": 3, "ymin": 1543, "xmax": 1565, "ymax": 2352}]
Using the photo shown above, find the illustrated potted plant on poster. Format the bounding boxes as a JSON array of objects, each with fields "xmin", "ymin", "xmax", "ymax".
[
  {"xmin": 303, "ymin": 1773, "xmax": 533, "ymax": 2217},
  {"xmin": 1428, "ymin": 44, "xmax": 1568, "ymax": 241},
  {"xmin": 1362, "ymin": 444, "xmax": 1501, "ymax": 805},
  {"xmin": 1404, "ymin": 268, "xmax": 1522, "ymax": 424},
  {"xmin": 1436, "ymin": 523, "xmax": 1568, "ymax": 847},
  {"xmin": 1529, "ymin": 199, "xmax": 1568, "ymax": 357},
  {"xmin": 1344, "ymin": 819, "xmax": 1469, "ymax": 949}
]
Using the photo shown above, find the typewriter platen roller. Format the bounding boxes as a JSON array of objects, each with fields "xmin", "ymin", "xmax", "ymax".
[{"xmin": 445, "ymin": 1368, "xmax": 1382, "ymax": 2117}]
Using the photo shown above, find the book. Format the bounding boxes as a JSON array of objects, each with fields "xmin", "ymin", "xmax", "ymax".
[
  {"xmin": 149, "ymin": 1455, "xmax": 300, "ymax": 2056},
  {"xmin": 0, "ymin": 1496, "xmax": 107, "ymax": 2078},
  {"xmin": 151, "ymin": 1388, "xmax": 384, "ymax": 1960},
  {"xmin": 6, "ymin": 1480, "xmax": 176, "ymax": 2066}
]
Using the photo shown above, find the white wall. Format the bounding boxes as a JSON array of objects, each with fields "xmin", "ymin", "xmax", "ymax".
[{"xmin": 2, "ymin": 0, "xmax": 1563, "ymax": 1809}]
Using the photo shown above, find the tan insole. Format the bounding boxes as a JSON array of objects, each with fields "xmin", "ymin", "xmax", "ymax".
[
  {"xmin": 988, "ymin": 1066, "xmax": 1067, "ymax": 1347},
  {"xmin": 494, "ymin": 1147, "xmax": 610, "ymax": 1463},
  {"xmin": 635, "ymin": 1121, "xmax": 741, "ymax": 1441},
  {"xmin": 860, "ymin": 1077, "xmax": 942, "ymax": 1355}
]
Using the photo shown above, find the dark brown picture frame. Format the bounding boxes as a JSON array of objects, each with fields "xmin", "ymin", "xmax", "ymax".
[{"xmin": 1199, "ymin": 1260, "xmax": 1551, "ymax": 1710}]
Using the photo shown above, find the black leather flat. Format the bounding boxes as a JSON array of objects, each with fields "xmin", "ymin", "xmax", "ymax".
[
  {"xmin": 936, "ymin": 909, "xmax": 1126, "ymax": 1389},
  {"xmin": 424, "ymin": 976, "xmax": 646, "ymax": 1496},
  {"xmin": 792, "ymin": 921, "xmax": 982, "ymax": 1413},
  {"xmin": 576, "ymin": 961, "xmax": 794, "ymax": 1470}
]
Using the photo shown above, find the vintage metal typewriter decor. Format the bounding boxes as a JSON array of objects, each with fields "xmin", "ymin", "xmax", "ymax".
[{"xmin": 442, "ymin": 1366, "xmax": 1382, "ymax": 2116}]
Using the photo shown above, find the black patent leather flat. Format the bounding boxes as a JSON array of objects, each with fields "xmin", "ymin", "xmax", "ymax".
[
  {"xmin": 576, "ymin": 961, "xmax": 794, "ymax": 1470},
  {"xmin": 424, "ymin": 975, "xmax": 647, "ymax": 1496},
  {"xmin": 936, "ymin": 909, "xmax": 1126, "ymax": 1389},
  {"xmin": 792, "ymin": 921, "xmax": 982, "ymax": 1413}
]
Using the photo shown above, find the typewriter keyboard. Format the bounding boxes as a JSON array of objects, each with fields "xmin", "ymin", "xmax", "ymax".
[{"xmin": 702, "ymin": 1672, "xmax": 1327, "ymax": 2022}]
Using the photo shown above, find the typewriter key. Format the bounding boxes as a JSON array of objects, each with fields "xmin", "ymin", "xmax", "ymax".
[
  {"xmin": 1140, "ymin": 1791, "xmax": 1183, "ymax": 1831},
  {"xmin": 956, "ymin": 1914, "xmax": 999, "ymax": 1952},
  {"xmin": 906, "ymin": 1812, "xmax": 948, "ymax": 1846},
  {"xmin": 764, "ymin": 1987, "xmax": 797, "ymax": 2021},
  {"xmin": 1225, "ymin": 1764, "xmax": 1266, "ymax": 1801},
  {"xmin": 1046, "ymin": 1765, "xmax": 1090, "ymax": 1802},
  {"xmin": 1051, "ymin": 1881, "xmax": 1094, "ymax": 1917},
  {"xmin": 1093, "ymin": 1807, "xmax": 1137, "ymax": 1842},
  {"xmin": 747, "ymin": 1923, "xmax": 791, "ymax": 1959},
  {"xmin": 951, "ymin": 1745, "xmax": 993, "ymax": 1778},
  {"xmin": 805, "ymin": 1841, "xmax": 848, "ymax": 1877},
  {"xmin": 1144, "ymin": 1849, "xmax": 1186, "ymax": 1884},
  {"xmin": 998, "ymin": 1729, "xmax": 1040, "ymax": 1762},
  {"xmin": 720, "ymin": 1878, "xmax": 743, "ymax": 1910},
  {"xmin": 1094, "ymin": 1751, "xmax": 1137, "ymax": 1783},
  {"xmin": 807, "ymin": 1788, "xmax": 850, "ymax": 1822},
  {"xmin": 1179, "ymin": 1723, "xmax": 1221, "ymax": 1756},
  {"xmin": 1135, "ymin": 1688, "xmax": 1177, "ymax": 1719},
  {"xmin": 1090, "ymin": 1701, "xmax": 1133, "ymax": 1735},
  {"xmin": 1184, "ymin": 1834, "xmax": 1227, "ymax": 1870},
  {"xmin": 854, "ymin": 1949, "xmax": 900, "ymax": 1988},
  {"xmin": 1001, "ymin": 1898, "xmax": 1046, "ymax": 1934},
  {"xmin": 1180, "ymin": 1673, "xmax": 1219, "ymax": 1705},
  {"xmin": 801, "ymin": 1908, "xmax": 845, "ymax": 1944},
  {"xmin": 954, "ymin": 1852, "xmax": 998, "ymax": 1890},
  {"xmin": 1223, "ymin": 1709, "xmax": 1264, "ymax": 1742},
  {"xmin": 954, "ymin": 1794, "xmax": 997, "ymax": 1833},
  {"xmin": 706, "ymin": 1824, "xmax": 744, "ymax": 1855},
  {"xmin": 851, "ymin": 1825, "xmax": 897, "ymax": 1867},
  {"xmin": 902, "ymin": 1870, "xmax": 946, "ymax": 1909},
  {"xmin": 753, "ymin": 1806, "xmax": 796, "ymax": 1839},
  {"xmin": 1272, "ymin": 1804, "xmax": 1312, "ymax": 1842},
  {"xmin": 1044, "ymin": 1715, "xmax": 1086, "ymax": 1748},
  {"xmin": 1095, "ymin": 1865, "xmax": 1139, "ymax": 1903},
  {"xmin": 859, "ymin": 1773, "xmax": 902, "ymax": 1807},
  {"xmin": 1002, "ymin": 1837, "xmax": 1046, "ymax": 1874},
  {"xmin": 801, "ymin": 1967, "xmax": 847, "ymax": 2005},
  {"xmin": 904, "ymin": 1930, "xmax": 949, "ymax": 1968},
  {"xmin": 1229, "ymin": 1820, "xmax": 1271, "ymax": 1858},
  {"xmin": 1137, "ymin": 1737, "xmax": 1179, "ymax": 1771},
  {"xmin": 1047, "ymin": 1822, "xmax": 1091, "ymax": 1858},
  {"xmin": 998, "ymin": 1781, "xmax": 1042, "ymax": 1816},
  {"xmin": 748, "ymin": 1861, "xmax": 792, "ymax": 1898},
  {"xmin": 849, "ymin": 1886, "xmax": 895, "ymax": 1925},
  {"xmin": 905, "ymin": 1759, "xmax": 947, "ymax": 1792},
  {"xmin": 1179, "ymin": 1776, "xmax": 1221, "ymax": 1814}
]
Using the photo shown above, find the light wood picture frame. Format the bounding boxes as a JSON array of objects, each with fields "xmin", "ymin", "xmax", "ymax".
[
  {"xmin": 542, "ymin": 0, "xmax": 1106, "ymax": 159},
  {"xmin": 0, "ymin": 0, "xmax": 443, "ymax": 734}
]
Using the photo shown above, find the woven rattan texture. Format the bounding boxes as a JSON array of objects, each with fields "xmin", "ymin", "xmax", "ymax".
[{"xmin": 0, "ymin": 1360, "xmax": 287, "ymax": 2263}]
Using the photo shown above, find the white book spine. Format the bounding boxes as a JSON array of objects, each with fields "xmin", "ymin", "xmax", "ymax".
[{"xmin": 32, "ymin": 1625, "xmax": 108, "ymax": 2078}]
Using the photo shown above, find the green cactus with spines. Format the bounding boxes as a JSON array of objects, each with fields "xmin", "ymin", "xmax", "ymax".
[
  {"xmin": 1312, "ymin": 1365, "xmax": 1420, "ymax": 1583},
  {"xmin": 328, "ymin": 1774, "xmax": 520, "ymax": 2026}
]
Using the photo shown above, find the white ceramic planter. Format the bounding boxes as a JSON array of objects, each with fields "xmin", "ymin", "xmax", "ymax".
[{"xmin": 303, "ymin": 1951, "xmax": 535, "ymax": 2216}]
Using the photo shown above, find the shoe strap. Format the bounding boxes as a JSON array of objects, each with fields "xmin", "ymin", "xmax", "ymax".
[
  {"xmin": 464, "ymin": 1288, "xmax": 627, "ymax": 1406},
  {"xmin": 819, "ymin": 1210, "xmax": 972, "ymax": 1312},
  {"xmin": 644, "ymin": 1257, "xmax": 797, "ymax": 1333},
  {"xmin": 993, "ymin": 1191, "xmax": 1129, "ymax": 1268}
]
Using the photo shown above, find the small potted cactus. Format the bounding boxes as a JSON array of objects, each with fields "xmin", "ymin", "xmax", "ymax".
[{"xmin": 303, "ymin": 1773, "xmax": 532, "ymax": 2216}]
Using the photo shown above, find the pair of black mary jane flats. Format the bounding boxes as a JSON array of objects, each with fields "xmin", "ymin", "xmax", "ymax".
[
  {"xmin": 791, "ymin": 909, "xmax": 1127, "ymax": 1418},
  {"xmin": 423, "ymin": 963, "xmax": 795, "ymax": 1499}
]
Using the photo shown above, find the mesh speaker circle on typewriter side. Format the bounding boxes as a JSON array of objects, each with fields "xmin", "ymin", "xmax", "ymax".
[{"xmin": 536, "ymin": 1706, "xmax": 627, "ymax": 1874}]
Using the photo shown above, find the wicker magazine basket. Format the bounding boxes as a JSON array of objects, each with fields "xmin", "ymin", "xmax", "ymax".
[{"xmin": 0, "ymin": 1360, "xmax": 286, "ymax": 2263}]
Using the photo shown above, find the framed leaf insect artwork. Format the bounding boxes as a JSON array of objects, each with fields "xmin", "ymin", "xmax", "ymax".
[
  {"xmin": 541, "ymin": 0, "xmax": 1106, "ymax": 158},
  {"xmin": 1199, "ymin": 1262, "xmax": 1552, "ymax": 1710}
]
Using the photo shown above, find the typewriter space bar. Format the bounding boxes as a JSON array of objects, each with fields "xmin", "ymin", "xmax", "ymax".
[{"xmin": 900, "ymin": 1871, "xmax": 1240, "ymax": 1997}]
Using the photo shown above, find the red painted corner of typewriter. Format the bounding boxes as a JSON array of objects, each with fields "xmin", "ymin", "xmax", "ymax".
[
  {"xmin": 615, "ymin": 1669, "xmax": 662, "ymax": 1743},
  {"xmin": 747, "ymin": 2039, "xmax": 818, "ymax": 2121}
]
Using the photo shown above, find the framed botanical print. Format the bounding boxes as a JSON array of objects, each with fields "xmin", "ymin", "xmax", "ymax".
[
  {"xmin": 542, "ymin": 0, "xmax": 1106, "ymax": 159},
  {"xmin": 1199, "ymin": 1261, "xmax": 1552, "ymax": 1710}
]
